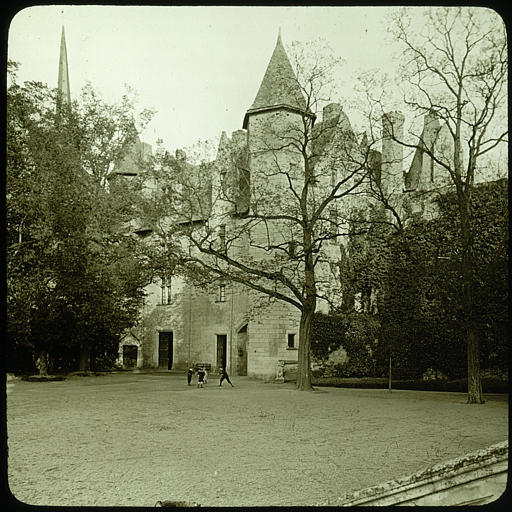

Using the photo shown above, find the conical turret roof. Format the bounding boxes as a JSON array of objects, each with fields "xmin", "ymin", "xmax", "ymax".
[{"xmin": 243, "ymin": 33, "xmax": 313, "ymax": 128}]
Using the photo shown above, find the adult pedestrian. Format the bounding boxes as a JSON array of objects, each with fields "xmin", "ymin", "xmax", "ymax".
[{"xmin": 219, "ymin": 366, "xmax": 234, "ymax": 387}]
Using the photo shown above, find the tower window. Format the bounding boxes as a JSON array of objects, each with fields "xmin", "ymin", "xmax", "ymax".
[
  {"xmin": 161, "ymin": 277, "xmax": 172, "ymax": 305},
  {"xmin": 218, "ymin": 284, "xmax": 226, "ymax": 302},
  {"xmin": 287, "ymin": 333, "xmax": 296, "ymax": 348},
  {"xmin": 166, "ymin": 278, "xmax": 172, "ymax": 304}
]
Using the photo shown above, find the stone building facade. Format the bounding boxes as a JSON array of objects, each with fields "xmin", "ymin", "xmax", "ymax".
[
  {"xmin": 108, "ymin": 34, "xmax": 475, "ymax": 379},
  {"xmin": 47, "ymin": 23, "xmax": 503, "ymax": 380}
]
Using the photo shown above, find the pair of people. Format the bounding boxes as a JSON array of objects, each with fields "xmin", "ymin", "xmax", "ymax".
[{"xmin": 188, "ymin": 366, "xmax": 209, "ymax": 387}]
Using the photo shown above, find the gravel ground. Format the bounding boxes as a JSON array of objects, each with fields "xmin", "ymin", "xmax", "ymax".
[{"xmin": 6, "ymin": 372, "xmax": 508, "ymax": 507}]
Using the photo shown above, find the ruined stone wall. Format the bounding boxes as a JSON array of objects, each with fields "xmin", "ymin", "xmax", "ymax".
[{"xmin": 381, "ymin": 111, "xmax": 405, "ymax": 194}]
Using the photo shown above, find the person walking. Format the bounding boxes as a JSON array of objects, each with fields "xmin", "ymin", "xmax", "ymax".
[
  {"xmin": 197, "ymin": 367, "xmax": 206, "ymax": 388},
  {"xmin": 219, "ymin": 366, "xmax": 234, "ymax": 387},
  {"xmin": 187, "ymin": 366, "xmax": 195, "ymax": 386}
]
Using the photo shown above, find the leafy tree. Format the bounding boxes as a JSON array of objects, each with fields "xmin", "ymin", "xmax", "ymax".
[
  {"xmin": 7, "ymin": 61, "xmax": 151, "ymax": 373},
  {"xmin": 432, "ymin": 179, "xmax": 508, "ymax": 376},
  {"xmin": 369, "ymin": 179, "xmax": 508, "ymax": 381}
]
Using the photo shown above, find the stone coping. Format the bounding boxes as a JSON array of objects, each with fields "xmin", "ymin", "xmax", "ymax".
[{"xmin": 338, "ymin": 440, "xmax": 508, "ymax": 506}]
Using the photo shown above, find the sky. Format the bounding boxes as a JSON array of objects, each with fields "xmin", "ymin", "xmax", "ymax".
[
  {"xmin": 7, "ymin": 4, "xmax": 507, "ymax": 173},
  {"xmin": 8, "ymin": 5, "xmax": 407, "ymax": 154}
]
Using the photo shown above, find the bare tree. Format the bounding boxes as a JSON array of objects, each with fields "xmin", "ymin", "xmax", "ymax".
[
  {"xmin": 142, "ymin": 39, "xmax": 371, "ymax": 390},
  {"xmin": 361, "ymin": 7, "xmax": 507, "ymax": 403}
]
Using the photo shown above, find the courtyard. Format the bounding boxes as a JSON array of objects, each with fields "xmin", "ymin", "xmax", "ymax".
[{"xmin": 6, "ymin": 371, "xmax": 508, "ymax": 507}]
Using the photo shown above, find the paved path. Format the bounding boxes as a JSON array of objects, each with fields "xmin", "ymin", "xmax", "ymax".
[{"xmin": 6, "ymin": 372, "xmax": 508, "ymax": 507}]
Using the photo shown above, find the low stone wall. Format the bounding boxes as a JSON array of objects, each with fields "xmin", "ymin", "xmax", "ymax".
[{"xmin": 338, "ymin": 441, "xmax": 508, "ymax": 506}]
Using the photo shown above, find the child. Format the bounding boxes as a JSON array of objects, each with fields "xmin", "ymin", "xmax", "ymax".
[
  {"xmin": 197, "ymin": 367, "xmax": 206, "ymax": 388},
  {"xmin": 203, "ymin": 367, "xmax": 208, "ymax": 385},
  {"xmin": 187, "ymin": 366, "xmax": 195, "ymax": 386}
]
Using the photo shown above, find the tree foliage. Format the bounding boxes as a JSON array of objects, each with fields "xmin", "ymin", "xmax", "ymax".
[
  {"xmin": 311, "ymin": 312, "xmax": 379, "ymax": 377},
  {"xmin": 341, "ymin": 179, "xmax": 508, "ymax": 380},
  {"xmin": 7, "ymin": 62, "xmax": 151, "ymax": 374},
  {"xmin": 313, "ymin": 176, "xmax": 508, "ymax": 382}
]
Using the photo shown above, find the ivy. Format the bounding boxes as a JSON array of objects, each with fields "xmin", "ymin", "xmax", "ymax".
[{"xmin": 314, "ymin": 178, "xmax": 508, "ymax": 380}]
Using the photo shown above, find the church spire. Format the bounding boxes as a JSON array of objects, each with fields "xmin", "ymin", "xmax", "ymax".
[
  {"xmin": 242, "ymin": 31, "xmax": 313, "ymax": 129},
  {"xmin": 57, "ymin": 26, "xmax": 71, "ymax": 106}
]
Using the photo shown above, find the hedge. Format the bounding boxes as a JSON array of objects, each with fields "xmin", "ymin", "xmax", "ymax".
[{"xmin": 311, "ymin": 376, "xmax": 508, "ymax": 393}]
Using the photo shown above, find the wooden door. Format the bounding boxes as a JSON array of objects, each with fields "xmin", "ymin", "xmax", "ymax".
[
  {"xmin": 123, "ymin": 345, "xmax": 138, "ymax": 368},
  {"xmin": 158, "ymin": 331, "xmax": 173, "ymax": 369},
  {"xmin": 216, "ymin": 334, "xmax": 227, "ymax": 370}
]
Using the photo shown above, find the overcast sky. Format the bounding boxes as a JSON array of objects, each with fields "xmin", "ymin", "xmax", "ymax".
[
  {"xmin": 8, "ymin": 5, "xmax": 409, "ymax": 153},
  {"xmin": 7, "ymin": 5, "xmax": 506, "ymax": 172}
]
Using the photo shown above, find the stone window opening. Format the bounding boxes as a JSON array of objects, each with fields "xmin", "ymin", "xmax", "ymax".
[
  {"xmin": 328, "ymin": 208, "xmax": 338, "ymax": 237},
  {"xmin": 218, "ymin": 284, "xmax": 227, "ymax": 302},
  {"xmin": 160, "ymin": 277, "xmax": 172, "ymax": 305},
  {"xmin": 287, "ymin": 332, "xmax": 296, "ymax": 349}
]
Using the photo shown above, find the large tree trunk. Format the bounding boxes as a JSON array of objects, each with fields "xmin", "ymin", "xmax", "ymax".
[
  {"xmin": 460, "ymin": 201, "xmax": 484, "ymax": 404},
  {"xmin": 466, "ymin": 326, "xmax": 483, "ymax": 403},
  {"xmin": 297, "ymin": 225, "xmax": 316, "ymax": 391},
  {"xmin": 296, "ymin": 305, "xmax": 314, "ymax": 390}
]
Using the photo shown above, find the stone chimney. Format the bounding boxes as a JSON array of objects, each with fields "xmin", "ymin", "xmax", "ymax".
[
  {"xmin": 323, "ymin": 103, "xmax": 342, "ymax": 125},
  {"xmin": 419, "ymin": 110, "xmax": 441, "ymax": 189},
  {"xmin": 381, "ymin": 111, "xmax": 405, "ymax": 193}
]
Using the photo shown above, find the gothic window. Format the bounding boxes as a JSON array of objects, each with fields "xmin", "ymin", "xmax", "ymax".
[{"xmin": 160, "ymin": 279, "xmax": 167, "ymax": 305}]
